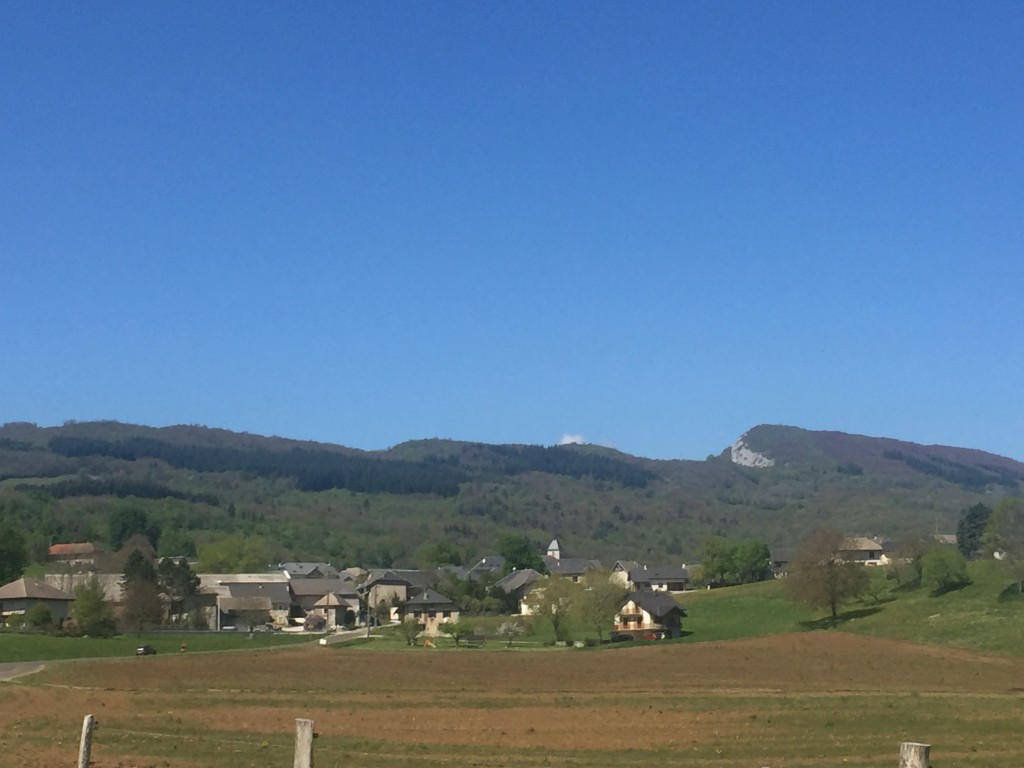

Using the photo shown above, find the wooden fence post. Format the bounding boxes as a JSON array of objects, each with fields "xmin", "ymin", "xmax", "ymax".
[
  {"xmin": 294, "ymin": 718, "xmax": 315, "ymax": 768},
  {"xmin": 78, "ymin": 714, "xmax": 96, "ymax": 768},
  {"xmin": 899, "ymin": 741, "xmax": 930, "ymax": 768}
]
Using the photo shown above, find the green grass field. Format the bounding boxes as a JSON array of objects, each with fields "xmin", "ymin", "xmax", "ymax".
[
  {"xmin": 677, "ymin": 559, "xmax": 1024, "ymax": 656},
  {"xmin": 0, "ymin": 630, "xmax": 311, "ymax": 662}
]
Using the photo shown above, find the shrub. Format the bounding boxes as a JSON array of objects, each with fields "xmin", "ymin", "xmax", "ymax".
[
  {"xmin": 921, "ymin": 548, "xmax": 970, "ymax": 595},
  {"xmin": 25, "ymin": 603, "xmax": 53, "ymax": 630}
]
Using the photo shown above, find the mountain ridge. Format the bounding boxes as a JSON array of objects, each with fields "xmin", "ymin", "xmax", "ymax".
[{"xmin": 1, "ymin": 420, "xmax": 1020, "ymax": 567}]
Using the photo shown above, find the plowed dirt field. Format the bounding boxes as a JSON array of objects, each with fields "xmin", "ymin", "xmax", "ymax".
[{"xmin": 2, "ymin": 632, "xmax": 1023, "ymax": 767}]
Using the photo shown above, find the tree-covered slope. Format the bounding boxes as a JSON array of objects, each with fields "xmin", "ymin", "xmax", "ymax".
[{"xmin": 0, "ymin": 420, "xmax": 1020, "ymax": 570}]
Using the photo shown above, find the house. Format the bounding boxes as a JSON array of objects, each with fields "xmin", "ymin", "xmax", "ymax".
[
  {"xmin": 841, "ymin": 537, "xmax": 884, "ymax": 565},
  {"xmin": 289, "ymin": 578, "xmax": 359, "ymax": 626},
  {"xmin": 47, "ymin": 542, "xmax": 101, "ymax": 569},
  {"xmin": 468, "ymin": 556, "xmax": 506, "ymax": 581},
  {"xmin": 198, "ymin": 573, "xmax": 292, "ymax": 630},
  {"xmin": 399, "ymin": 588, "xmax": 459, "ymax": 636},
  {"xmin": 549, "ymin": 558, "xmax": 602, "ymax": 583},
  {"xmin": 770, "ymin": 548, "xmax": 793, "ymax": 578},
  {"xmin": 311, "ymin": 592, "xmax": 351, "ymax": 630},
  {"xmin": 281, "ymin": 562, "xmax": 341, "ymax": 580},
  {"xmin": 44, "ymin": 572, "xmax": 124, "ymax": 603},
  {"xmin": 493, "ymin": 568, "xmax": 545, "ymax": 611},
  {"xmin": 613, "ymin": 591, "xmax": 686, "ymax": 639},
  {"xmin": 0, "ymin": 578, "xmax": 76, "ymax": 625},
  {"xmin": 628, "ymin": 565, "xmax": 689, "ymax": 593},
  {"xmin": 610, "ymin": 560, "xmax": 641, "ymax": 588}
]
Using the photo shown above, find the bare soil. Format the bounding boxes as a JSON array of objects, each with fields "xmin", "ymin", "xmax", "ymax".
[{"xmin": 3, "ymin": 632, "xmax": 1023, "ymax": 767}]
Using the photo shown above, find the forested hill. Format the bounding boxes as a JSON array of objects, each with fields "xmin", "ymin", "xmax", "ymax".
[{"xmin": 0, "ymin": 420, "xmax": 1021, "ymax": 569}]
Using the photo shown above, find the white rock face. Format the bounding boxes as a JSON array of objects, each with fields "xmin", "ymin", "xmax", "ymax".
[{"xmin": 730, "ymin": 436, "xmax": 775, "ymax": 468}]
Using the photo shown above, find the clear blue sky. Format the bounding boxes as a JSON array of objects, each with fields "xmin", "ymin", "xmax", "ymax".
[{"xmin": 3, "ymin": 2, "xmax": 1023, "ymax": 461}]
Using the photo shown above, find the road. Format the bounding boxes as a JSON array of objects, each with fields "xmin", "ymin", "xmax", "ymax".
[{"xmin": 0, "ymin": 662, "xmax": 46, "ymax": 682}]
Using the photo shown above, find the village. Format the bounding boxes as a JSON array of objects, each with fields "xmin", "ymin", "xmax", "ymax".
[
  {"xmin": 0, "ymin": 532, "xmax": 922, "ymax": 646},
  {"xmin": 0, "ymin": 535, "xmax": 703, "ymax": 643}
]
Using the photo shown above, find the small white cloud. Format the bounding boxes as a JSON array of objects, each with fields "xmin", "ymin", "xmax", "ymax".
[{"xmin": 559, "ymin": 434, "xmax": 586, "ymax": 446}]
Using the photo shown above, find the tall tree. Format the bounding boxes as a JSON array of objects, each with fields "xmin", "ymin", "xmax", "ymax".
[
  {"xmin": 699, "ymin": 536, "xmax": 734, "ymax": 585},
  {"xmin": 984, "ymin": 497, "xmax": 1024, "ymax": 592},
  {"xmin": 498, "ymin": 534, "xmax": 547, "ymax": 574},
  {"xmin": 525, "ymin": 577, "xmax": 580, "ymax": 642},
  {"xmin": 157, "ymin": 558, "xmax": 200, "ymax": 618},
  {"xmin": 196, "ymin": 533, "xmax": 272, "ymax": 573},
  {"xmin": 577, "ymin": 570, "xmax": 626, "ymax": 641},
  {"xmin": 108, "ymin": 506, "xmax": 160, "ymax": 551},
  {"xmin": 732, "ymin": 540, "xmax": 772, "ymax": 583},
  {"xmin": 785, "ymin": 526, "xmax": 869, "ymax": 620},
  {"xmin": 71, "ymin": 578, "xmax": 117, "ymax": 638},
  {"xmin": 0, "ymin": 522, "xmax": 28, "ymax": 584},
  {"xmin": 957, "ymin": 503, "xmax": 992, "ymax": 560},
  {"xmin": 122, "ymin": 547, "xmax": 163, "ymax": 632}
]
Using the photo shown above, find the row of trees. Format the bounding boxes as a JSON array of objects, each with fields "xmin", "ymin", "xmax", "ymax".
[
  {"xmin": 699, "ymin": 536, "xmax": 772, "ymax": 585},
  {"xmin": 524, "ymin": 571, "xmax": 626, "ymax": 642},
  {"xmin": 785, "ymin": 497, "xmax": 1024, "ymax": 621}
]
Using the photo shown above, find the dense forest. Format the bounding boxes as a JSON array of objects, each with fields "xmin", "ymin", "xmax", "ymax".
[{"xmin": 0, "ymin": 420, "xmax": 1021, "ymax": 572}]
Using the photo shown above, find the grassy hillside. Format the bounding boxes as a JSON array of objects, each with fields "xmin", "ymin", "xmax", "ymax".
[{"xmin": 677, "ymin": 559, "xmax": 1024, "ymax": 657}]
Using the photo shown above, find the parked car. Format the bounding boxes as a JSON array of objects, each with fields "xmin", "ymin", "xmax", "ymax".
[
  {"xmin": 609, "ymin": 632, "xmax": 635, "ymax": 643},
  {"xmin": 135, "ymin": 644, "xmax": 157, "ymax": 656}
]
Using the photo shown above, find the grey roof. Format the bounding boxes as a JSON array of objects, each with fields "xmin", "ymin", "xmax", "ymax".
[
  {"xmin": 225, "ymin": 582, "xmax": 291, "ymax": 604},
  {"xmin": 550, "ymin": 558, "xmax": 602, "ymax": 576},
  {"xmin": 281, "ymin": 562, "xmax": 340, "ymax": 579},
  {"xmin": 220, "ymin": 596, "xmax": 273, "ymax": 612},
  {"xmin": 612, "ymin": 560, "xmax": 641, "ymax": 573},
  {"xmin": 0, "ymin": 578, "xmax": 76, "ymax": 602},
  {"xmin": 622, "ymin": 591, "xmax": 685, "ymax": 620},
  {"xmin": 469, "ymin": 556, "xmax": 506, "ymax": 577},
  {"xmin": 629, "ymin": 566, "xmax": 689, "ymax": 583},
  {"xmin": 363, "ymin": 569, "xmax": 436, "ymax": 590},
  {"xmin": 403, "ymin": 588, "xmax": 456, "ymax": 610},
  {"xmin": 289, "ymin": 578, "xmax": 358, "ymax": 599},
  {"xmin": 437, "ymin": 565, "xmax": 470, "ymax": 581},
  {"xmin": 494, "ymin": 568, "xmax": 544, "ymax": 594}
]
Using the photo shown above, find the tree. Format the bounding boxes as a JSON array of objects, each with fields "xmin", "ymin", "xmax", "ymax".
[
  {"xmin": 108, "ymin": 506, "xmax": 160, "ymax": 551},
  {"xmin": 122, "ymin": 546, "xmax": 163, "ymax": 633},
  {"xmin": 438, "ymin": 619, "xmax": 475, "ymax": 646},
  {"xmin": 498, "ymin": 534, "xmax": 547, "ymax": 574},
  {"xmin": 984, "ymin": 497, "xmax": 1024, "ymax": 592},
  {"xmin": 196, "ymin": 533, "xmax": 272, "ymax": 573},
  {"xmin": 699, "ymin": 536, "xmax": 771, "ymax": 585},
  {"xmin": 577, "ymin": 570, "xmax": 625, "ymax": 641},
  {"xmin": 920, "ymin": 548, "xmax": 969, "ymax": 594},
  {"xmin": 525, "ymin": 577, "xmax": 580, "ymax": 642},
  {"xmin": 785, "ymin": 526, "xmax": 869, "ymax": 621},
  {"xmin": 957, "ymin": 503, "xmax": 992, "ymax": 560},
  {"xmin": 397, "ymin": 616, "xmax": 421, "ymax": 646},
  {"xmin": 122, "ymin": 579, "xmax": 164, "ymax": 634},
  {"xmin": 71, "ymin": 578, "xmax": 116, "ymax": 637},
  {"xmin": 886, "ymin": 532, "xmax": 936, "ymax": 586},
  {"xmin": 416, "ymin": 540, "xmax": 464, "ymax": 568},
  {"xmin": 0, "ymin": 522, "xmax": 28, "ymax": 584},
  {"xmin": 699, "ymin": 536, "xmax": 734, "ymax": 585},
  {"xmin": 495, "ymin": 619, "xmax": 526, "ymax": 647},
  {"xmin": 732, "ymin": 540, "xmax": 772, "ymax": 583},
  {"xmin": 157, "ymin": 558, "xmax": 200, "ymax": 619},
  {"xmin": 123, "ymin": 549, "xmax": 158, "ymax": 585},
  {"xmin": 25, "ymin": 603, "xmax": 53, "ymax": 630}
]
